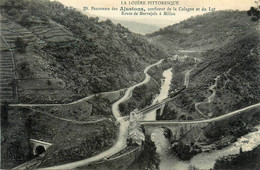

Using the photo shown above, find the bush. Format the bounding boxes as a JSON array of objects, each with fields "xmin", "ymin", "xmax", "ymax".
[
  {"xmin": 17, "ymin": 61, "xmax": 33, "ymax": 78},
  {"xmin": 1, "ymin": 102, "xmax": 9, "ymax": 127},
  {"xmin": 247, "ymin": 6, "xmax": 260, "ymax": 21},
  {"xmin": 15, "ymin": 37, "xmax": 28, "ymax": 53},
  {"xmin": 18, "ymin": 13, "xmax": 32, "ymax": 27}
]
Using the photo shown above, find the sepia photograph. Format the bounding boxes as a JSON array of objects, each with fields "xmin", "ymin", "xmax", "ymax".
[{"xmin": 0, "ymin": 0, "xmax": 259, "ymax": 169}]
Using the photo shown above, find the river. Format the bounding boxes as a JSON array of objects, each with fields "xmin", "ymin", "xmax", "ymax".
[
  {"xmin": 143, "ymin": 68, "xmax": 260, "ymax": 170},
  {"xmin": 143, "ymin": 68, "xmax": 173, "ymax": 120}
]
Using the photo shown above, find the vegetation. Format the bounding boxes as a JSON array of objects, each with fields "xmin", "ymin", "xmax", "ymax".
[
  {"xmin": 0, "ymin": 0, "xmax": 166, "ymax": 103},
  {"xmin": 127, "ymin": 135, "xmax": 160, "ymax": 170},
  {"xmin": 161, "ymin": 28, "xmax": 259, "ymax": 121},
  {"xmin": 171, "ymin": 141, "xmax": 201, "ymax": 160},
  {"xmin": 157, "ymin": 10, "xmax": 260, "ymax": 162},
  {"xmin": 1, "ymin": 102, "xmax": 9, "ymax": 127},
  {"xmin": 214, "ymin": 145, "xmax": 260, "ymax": 170},
  {"xmin": 147, "ymin": 11, "xmax": 256, "ymax": 52},
  {"xmin": 119, "ymin": 78, "xmax": 160, "ymax": 116},
  {"xmin": 0, "ymin": 0, "xmax": 166, "ymax": 168},
  {"xmin": 247, "ymin": 6, "xmax": 260, "ymax": 21},
  {"xmin": 39, "ymin": 120, "xmax": 117, "ymax": 167},
  {"xmin": 15, "ymin": 37, "xmax": 28, "ymax": 53},
  {"xmin": 0, "ymin": 108, "xmax": 32, "ymax": 169},
  {"xmin": 16, "ymin": 61, "xmax": 33, "ymax": 78}
]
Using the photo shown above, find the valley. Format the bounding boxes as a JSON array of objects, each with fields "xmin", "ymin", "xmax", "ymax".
[{"xmin": 0, "ymin": 0, "xmax": 259, "ymax": 170}]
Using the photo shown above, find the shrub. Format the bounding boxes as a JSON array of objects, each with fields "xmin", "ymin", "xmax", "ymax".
[
  {"xmin": 15, "ymin": 37, "xmax": 28, "ymax": 53},
  {"xmin": 18, "ymin": 13, "xmax": 32, "ymax": 27}
]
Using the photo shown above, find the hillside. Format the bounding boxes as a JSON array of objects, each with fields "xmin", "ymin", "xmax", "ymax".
[
  {"xmin": 0, "ymin": 0, "xmax": 167, "ymax": 169},
  {"xmin": 83, "ymin": 12, "xmax": 161, "ymax": 35},
  {"xmin": 147, "ymin": 11, "xmax": 257, "ymax": 53},
  {"xmin": 0, "ymin": 0, "xmax": 166, "ymax": 104},
  {"xmin": 158, "ymin": 11, "xmax": 260, "ymax": 160},
  {"xmin": 214, "ymin": 145, "xmax": 260, "ymax": 170},
  {"xmin": 162, "ymin": 30, "xmax": 259, "ymax": 120},
  {"xmin": 111, "ymin": 19, "xmax": 160, "ymax": 35}
]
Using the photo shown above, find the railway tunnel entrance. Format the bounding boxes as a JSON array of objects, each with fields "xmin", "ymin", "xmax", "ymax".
[
  {"xmin": 35, "ymin": 146, "xmax": 46, "ymax": 155},
  {"xmin": 30, "ymin": 139, "xmax": 52, "ymax": 156}
]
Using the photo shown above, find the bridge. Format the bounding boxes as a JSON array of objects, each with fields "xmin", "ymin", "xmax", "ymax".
[
  {"xmin": 136, "ymin": 102, "xmax": 166, "ymax": 117},
  {"xmin": 140, "ymin": 103, "xmax": 260, "ymax": 141},
  {"xmin": 140, "ymin": 120, "xmax": 209, "ymax": 141},
  {"xmin": 30, "ymin": 139, "xmax": 52, "ymax": 155},
  {"xmin": 134, "ymin": 96, "xmax": 179, "ymax": 118},
  {"xmin": 131, "ymin": 89, "xmax": 184, "ymax": 120}
]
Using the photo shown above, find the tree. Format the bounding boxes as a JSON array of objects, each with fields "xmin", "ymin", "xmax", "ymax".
[
  {"xmin": 1, "ymin": 102, "xmax": 9, "ymax": 127},
  {"xmin": 18, "ymin": 13, "xmax": 32, "ymax": 27},
  {"xmin": 247, "ymin": 6, "xmax": 260, "ymax": 21},
  {"xmin": 127, "ymin": 135, "xmax": 160, "ymax": 170},
  {"xmin": 15, "ymin": 37, "xmax": 28, "ymax": 53}
]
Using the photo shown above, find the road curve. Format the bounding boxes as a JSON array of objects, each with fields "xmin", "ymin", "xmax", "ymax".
[
  {"xmin": 112, "ymin": 59, "xmax": 164, "ymax": 118},
  {"xmin": 39, "ymin": 59, "xmax": 164, "ymax": 170},
  {"xmin": 140, "ymin": 103, "xmax": 260, "ymax": 125}
]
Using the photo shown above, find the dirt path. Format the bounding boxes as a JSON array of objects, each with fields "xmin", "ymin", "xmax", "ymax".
[{"xmin": 194, "ymin": 75, "xmax": 220, "ymax": 118}]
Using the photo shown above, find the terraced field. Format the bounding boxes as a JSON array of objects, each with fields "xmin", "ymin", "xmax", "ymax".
[
  {"xmin": 0, "ymin": 15, "xmax": 17, "ymax": 102},
  {"xmin": 0, "ymin": 14, "xmax": 78, "ymax": 103},
  {"xmin": 0, "ymin": 50, "xmax": 16, "ymax": 102},
  {"xmin": 29, "ymin": 20, "xmax": 75, "ymax": 46},
  {"xmin": 0, "ymin": 14, "xmax": 40, "ymax": 48}
]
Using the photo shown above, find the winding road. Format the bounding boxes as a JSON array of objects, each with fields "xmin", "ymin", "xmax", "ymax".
[
  {"xmin": 13, "ymin": 57, "xmax": 260, "ymax": 170},
  {"xmin": 195, "ymin": 75, "xmax": 220, "ymax": 118},
  {"xmin": 39, "ymin": 59, "xmax": 164, "ymax": 169}
]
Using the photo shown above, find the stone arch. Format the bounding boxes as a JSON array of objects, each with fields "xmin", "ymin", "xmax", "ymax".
[
  {"xmin": 149, "ymin": 126, "xmax": 173, "ymax": 154},
  {"xmin": 150, "ymin": 126, "xmax": 174, "ymax": 142},
  {"xmin": 161, "ymin": 127, "xmax": 173, "ymax": 139}
]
